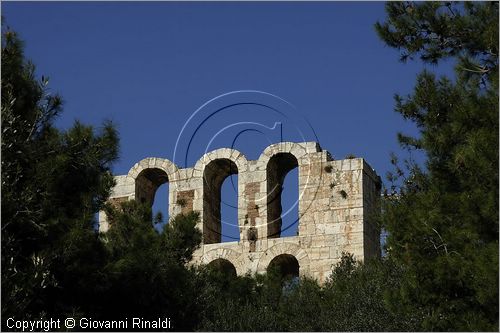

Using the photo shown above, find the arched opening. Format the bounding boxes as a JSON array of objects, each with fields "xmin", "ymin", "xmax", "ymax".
[
  {"xmin": 281, "ymin": 168, "xmax": 299, "ymax": 237},
  {"xmin": 152, "ymin": 182, "xmax": 169, "ymax": 232},
  {"xmin": 266, "ymin": 153, "xmax": 299, "ymax": 238},
  {"xmin": 135, "ymin": 168, "xmax": 169, "ymax": 228},
  {"xmin": 267, "ymin": 254, "xmax": 300, "ymax": 281},
  {"xmin": 207, "ymin": 258, "xmax": 237, "ymax": 277},
  {"xmin": 203, "ymin": 158, "xmax": 238, "ymax": 244},
  {"xmin": 221, "ymin": 174, "xmax": 240, "ymax": 242}
]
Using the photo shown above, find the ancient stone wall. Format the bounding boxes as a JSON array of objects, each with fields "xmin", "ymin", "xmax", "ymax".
[{"xmin": 99, "ymin": 142, "xmax": 381, "ymax": 284}]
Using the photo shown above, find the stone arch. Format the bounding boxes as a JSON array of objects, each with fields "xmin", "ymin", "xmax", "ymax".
[
  {"xmin": 257, "ymin": 242, "xmax": 310, "ymax": 275},
  {"xmin": 266, "ymin": 152, "xmax": 299, "ymax": 238},
  {"xmin": 201, "ymin": 248, "xmax": 245, "ymax": 275},
  {"xmin": 127, "ymin": 157, "xmax": 179, "ymax": 185},
  {"xmin": 195, "ymin": 149, "xmax": 248, "ymax": 244},
  {"xmin": 207, "ymin": 258, "xmax": 237, "ymax": 277},
  {"xmin": 268, "ymin": 254, "xmax": 300, "ymax": 280},
  {"xmin": 257, "ymin": 142, "xmax": 318, "ymax": 167},
  {"xmin": 127, "ymin": 158, "xmax": 179, "ymax": 206},
  {"xmin": 257, "ymin": 142, "xmax": 321, "ymax": 238},
  {"xmin": 194, "ymin": 148, "xmax": 248, "ymax": 175}
]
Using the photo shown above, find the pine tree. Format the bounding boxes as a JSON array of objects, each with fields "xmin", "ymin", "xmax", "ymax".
[
  {"xmin": 1, "ymin": 27, "xmax": 119, "ymax": 321},
  {"xmin": 100, "ymin": 201, "xmax": 202, "ymax": 329},
  {"xmin": 375, "ymin": 2, "xmax": 498, "ymax": 330},
  {"xmin": 1, "ymin": 27, "xmax": 202, "ymax": 328}
]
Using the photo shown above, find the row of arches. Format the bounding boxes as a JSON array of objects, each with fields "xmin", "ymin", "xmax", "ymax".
[
  {"xmin": 132, "ymin": 147, "xmax": 307, "ymax": 244},
  {"xmin": 207, "ymin": 254, "xmax": 300, "ymax": 281},
  {"xmin": 202, "ymin": 152, "xmax": 300, "ymax": 243}
]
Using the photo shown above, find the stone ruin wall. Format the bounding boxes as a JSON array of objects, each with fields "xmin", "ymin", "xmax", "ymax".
[{"xmin": 99, "ymin": 141, "xmax": 381, "ymax": 284}]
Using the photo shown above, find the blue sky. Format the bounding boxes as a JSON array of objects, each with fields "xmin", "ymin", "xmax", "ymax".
[{"xmin": 3, "ymin": 1, "xmax": 454, "ymax": 240}]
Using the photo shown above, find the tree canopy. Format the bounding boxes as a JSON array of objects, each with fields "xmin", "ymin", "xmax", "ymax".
[
  {"xmin": 376, "ymin": 1, "xmax": 498, "ymax": 330},
  {"xmin": 2, "ymin": 27, "xmax": 119, "ymax": 321}
]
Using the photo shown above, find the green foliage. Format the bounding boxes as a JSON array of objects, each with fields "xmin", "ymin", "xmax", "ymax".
[
  {"xmin": 1, "ymin": 25, "xmax": 204, "ymax": 330},
  {"xmin": 375, "ymin": 1, "xmax": 498, "ymax": 74},
  {"xmin": 99, "ymin": 201, "xmax": 202, "ymax": 328},
  {"xmin": 376, "ymin": 2, "xmax": 498, "ymax": 331},
  {"xmin": 162, "ymin": 211, "xmax": 202, "ymax": 265},
  {"xmin": 0, "ymin": 26, "xmax": 202, "ymax": 331},
  {"xmin": 197, "ymin": 253, "xmax": 411, "ymax": 331},
  {"xmin": 321, "ymin": 254, "xmax": 418, "ymax": 331},
  {"xmin": 1, "ymin": 27, "xmax": 119, "ymax": 322}
]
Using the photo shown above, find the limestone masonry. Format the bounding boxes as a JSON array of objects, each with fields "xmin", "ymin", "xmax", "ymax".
[{"xmin": 99, "ymin": 142, "xmax": 381, "ymax": 283}]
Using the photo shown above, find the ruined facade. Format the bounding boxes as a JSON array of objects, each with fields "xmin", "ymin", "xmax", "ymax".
[{"xmin": 99, "ymin": 142, "xmax": 381, "ymax": 283}]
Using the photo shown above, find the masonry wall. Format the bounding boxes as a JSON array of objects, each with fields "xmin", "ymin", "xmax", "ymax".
[{"xmin": 99, "ymin": 142, "xmax": 381, "ymax": 284}]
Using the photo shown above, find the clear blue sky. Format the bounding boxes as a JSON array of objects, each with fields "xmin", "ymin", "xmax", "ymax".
[{"xmin": 3, "ymin": 1, "xmax": 453, "ymax": 240}]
